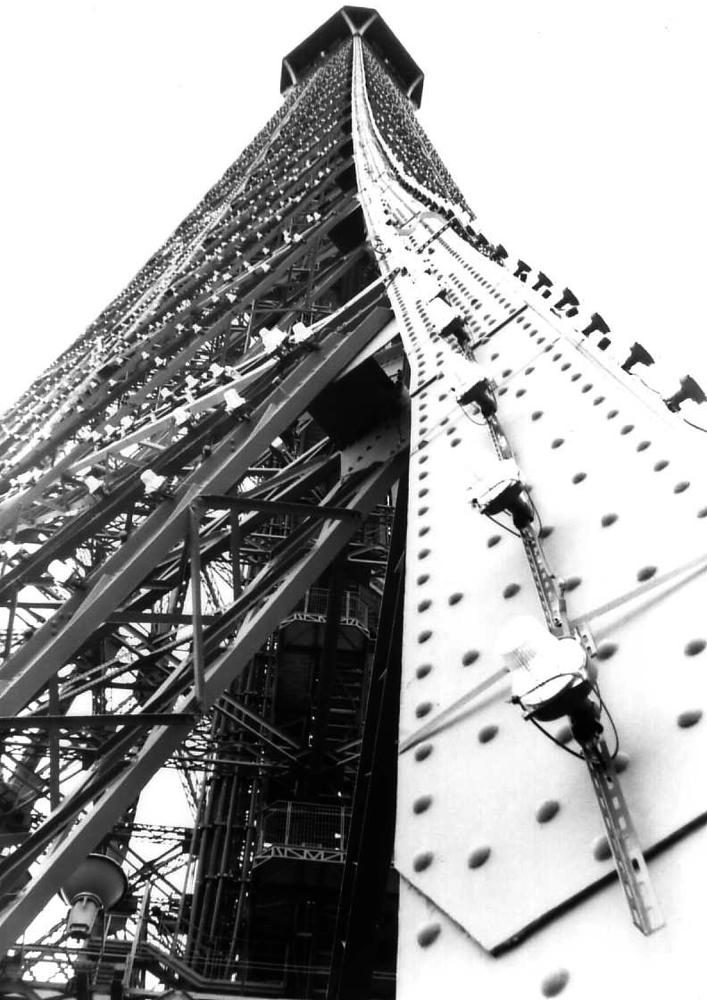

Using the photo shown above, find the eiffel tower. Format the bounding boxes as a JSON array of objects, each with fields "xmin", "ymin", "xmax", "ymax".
[{"xmin": 1, "ymin": 6, "xmax": 706, "ymax": 1000}]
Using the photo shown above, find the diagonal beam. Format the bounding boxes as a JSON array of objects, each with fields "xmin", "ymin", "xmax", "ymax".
[
  {"xmin": 0, "ymin": 449, "xmax": 406, "ymax": 955},
  {"xmin": 0, "ymin": 304, "xmax": 393, "ymax": 718}
]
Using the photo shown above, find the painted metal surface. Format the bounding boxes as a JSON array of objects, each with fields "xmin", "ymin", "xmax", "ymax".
[{"xmin": 351, "ymin": 32, "xmax": 707, "ymax": 995}]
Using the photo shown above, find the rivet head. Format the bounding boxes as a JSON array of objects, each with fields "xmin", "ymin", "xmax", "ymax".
[
  {"xmin": 685, "ymin": 639, "xmax": 706, "ymax": 656},
  {"xmin": 538, "ymin": 525, "xmax": 554, "ymax": 539},
  {"xmin": 541, "ymin": 970, "xmax": 570, "ymax": 997},
  {"xmin": 593, "ymin": 835, "xmax": 612, "ymax": 861},
  {"xmin": 416, "ymin": 663, "xmax": 433, "ymax": 679},
  {"xmin": 462, "ymin": 649, "xmax": 480, "ymax": 666},
  {"xmin": 601, "ymin": 512, "xmax": 618, "ymax": 527},
  {"xmin": 468, "ymin": 846, "xmax": 491, "ymax": 869},
  {"xmin": 503, "ymin": 583, "xmax": 521, "ymax": 599},
  {"xmin": 417, "ymin": 923, "xmax": 441, "ymax": 948},
  {"xmin": 596, "ymin": 642, "xmax": 619, "ymax": 661},
  {"xmin": 614, "ymin": 751, "xmax": 630, "ymax": 773},
  {"xmin": 678, "ymin": 709, "xmax": 703, "ymax": 729},
  {"xmin": 418, "ymin": 630, "xmax": 432, "ymax": 644},
  {"xmin": 563, "ymin": 576, "xmax": 582, "ymax": 592},
  {"xmin": 637, "ymin": 565, "xmax": 657, "ymax": 582},
  {"xmin": 448, "ymin": 592, "xmax": 463, "ymax": 605},
  {"xmin": 531, "ymin": 410, "xmax": 544, "ymax": 421},
  {"xmin": 417, "ymin": 599, "xmax": 432, "ymax": 613},
  {"xmin": 536, "ymin": 800, "xmax": 561, "ymax": 823},
  {"xmin": 572, "ymin": 472, "xmax": 586, "ymax": 484},
  {"xmin": 413, "ymin": 851, "xmax": 434, "ymax": 872},
  {"xmin": 487, "ymin": 534, "xmax": 501, "ymax": 547},
  {"xmin": 674, "ymin": 481, "xmax": 690, "ymax": 494},
  {"xmin": 478, "ymin": 724, "xmax": 498, "ymax": 744},
  {"xmin": 415, "ymin": 701, "xmax": 433, "ymax": 718},
  {"xmin": 414, "ymin": 744, "xmax": 433, "ymax": 762},
  {"xmin": 654, "ymin": 459, "xmax": 669, "ymax": 471},
  {"xmin": 413, "ymin": 794, "xmax": 433, "ymax": 813}
]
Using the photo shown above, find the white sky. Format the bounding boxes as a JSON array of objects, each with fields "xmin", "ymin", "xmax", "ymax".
[{"xmin": 1, "ymin": 0, "xmax": 706, "ymax": 411}]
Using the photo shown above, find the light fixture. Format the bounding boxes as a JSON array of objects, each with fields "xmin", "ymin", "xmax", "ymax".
[
  {"xmin": 468, "ymin": 458, "xmax": 534, "ymax": 529},
  {"xmin": 498, "ymin": 615, "xmax": 591, "ymax": 721},
  {"xmin": 60, "ymin": 854, "xmax": 128, "ymax": 940}
]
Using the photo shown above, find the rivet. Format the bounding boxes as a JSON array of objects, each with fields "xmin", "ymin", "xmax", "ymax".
[
  {"xmin": 593, "ymin": 396, "xmax": 605, "ymax": 405},
  {"xmin": 416, "ymin": 663, "xmax": 433, "ymax": 678},
  {"xmin": 582, "ymin": 383, "xmax": 593, "ymax": 393},
  {"xmin": 607, "ymin": 409, "xmax": 618, "ymax": 419},
  {"xmin": 419, "ymin": 471, "xmax": 429, "ymax": 480},
  {"xmin": 614, "ymin": 752, "xmax": 630, "ymax": 773},
  {"xmin": 563, "ymin": 576, "xmax": 582, "ymax": 592},
  {"xmin": 596, "ymin": 642, "xmax": 618, "ymax": 660},
  {"xmin": 468, "ymin": 846, "xmax": 491, "ymax": 869},
  {"xmin": 561, "ymin": 363, "xmax": 571, "ymax": 372},
  {"xmin": 417, "ymin": 574, "xmax": 430, "ymax": 585},
  {"xmin": 536, "ymin": 800, "xmax": 561, "ymax": 823},
  {"xmin": 570, "ymin": 373, "xmax": 581, "ymax": 382},
  {"xmin": 516, "ymin": 388, "xmax": 526, "ymax": 397},
  {"xmin": 419, "ymin": 549, "xmax": 431, "ymax": 560},
  {"xmin": 525, "ymin": 366, "xmax": 535, "ymax": 374},
  {"xmin": 538, "ymin": 525, "xmax": 554, "ymax": 539},
  {"xmin": 674, "ymin": 481, "xmax": 690, "ymax": 493},
  {"xmin": 419, "ymin": 488, "xmax": 429, "ymax": 497},
  {"xmin": 413, "ymin": 794, "xmax": 433, "ymax": 813},
  {"xmin": 620, "ymin": 424, "xmax": 634, "ymax": 435},
  {"xmin": 654, "ymin": 460, "xmax": 669, "ymax": 471},
  {"xmin": 451, "ymin": 438, "xmax": 462, "ymax": 447},
  {"xmin": 419, "ymin": 526, "xmax": 430, "ymax": 537},
  {"xmin": 498, "ymin": 387, "xmax": 508, "ymax": 396},
  {"xmin": 418, "ymin": 506, "xmax": 429, "ymax": 515},
  {"xmin": 414, "ymin": 744, "xmax": 433, "ymax": 762},
  {"xmin": 601, "ymin": 513, "xmax": 618, "ymax": 527},
  {"xmin": 418, "ymin": 630, "xmax": 432, "ymax": 644},
  {"xmin": 636, "ymin": 440, "xmax": 651, "ymax": 451},
  {"xmin": 419, "ymin": 454, "xmax": 428, "ymax": 464},
  {"xmin": 416, "ymin": 701, "xmax": 433, "ymax": 718},
  {"xmin": 531, "ymin": 410, "xmax": 544, "ymax": 421},
  {"xmin": 541, "ymin": 970, "xmax": 570, "ymax": 997},
  {"xmin": 593, "ymin": 835, "xmax": 612, "ymax": 861},
  {"xmin": 462, "ymin": 650, "xmax": 480, "ymax": 666},
  {"xmin": 502, "ymin": 368, "xmax": 512, "ymax": 377},
  {"xmin": 487, "ymin": 534, "xmax": 501, "ymax": 547},
  {"xmin": 448, "ymin": 592, "xmax": 463, "ymax": 605},
  {"xmin": 413, "ymin": 851, "xmax": 434, "ymax": 872},
  {"xmin": 503, "ymin": 583, "xmax": 521, "ymax": 599},
  {"xmin": 572, "ymin": 472, "xmax": 586, "ymax": 484},
  {"xmin": 637, "ymin": 565, "xmax": 657, "ymax": 582},
  {"xmin": 552, "ymin": 353, "xmax": 562, "ymax": 362},
  {"xmin": 685, "ymin": 639, "xmax": 706, "ymax": 656},
  {"xmin": 678, "ymin": 709, "xmax": 703, "ymax": 729},
  {"xmin": 478, "ymin": 724, "xmax": 498, "ymax": 744},
  {"xmin": 551, "ymin": 438, "xmax": 565, "ymax": 449},
  {"xmin": 698, "ymin": 507, "xmax": 707, "ymax": 519},
  {"xmin": 417, "ymin": 923, "xmax": 441, "ymax": 948}
]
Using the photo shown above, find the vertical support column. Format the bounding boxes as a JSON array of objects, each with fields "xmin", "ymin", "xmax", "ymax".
[{"xmin": 189, "ymin": 501, "xmax": 205, "ymax": 709}]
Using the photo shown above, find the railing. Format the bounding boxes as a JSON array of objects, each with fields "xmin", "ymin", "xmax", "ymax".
[
  {"xmin": 254, "ymin": 801, "xmax": 350, "ymax": 865},
  {"xmin": 282, "ymin": 586, "xmax": 370, "ymax": 632}
]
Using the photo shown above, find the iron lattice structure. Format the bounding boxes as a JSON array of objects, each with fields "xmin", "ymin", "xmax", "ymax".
[{"xmin": 2, "ymin": 6, "xmax": 707, "ymax": 1000}]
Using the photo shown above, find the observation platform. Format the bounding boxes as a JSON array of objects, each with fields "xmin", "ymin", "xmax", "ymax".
[{"xmin": 281, "ymin": 5, "xmax": 424, "ymax": 107}]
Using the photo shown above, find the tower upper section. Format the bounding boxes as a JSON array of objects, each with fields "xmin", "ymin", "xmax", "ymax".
[{"xmin": 280, "ymin": 5, "xmax": 424, "ymax": 107}]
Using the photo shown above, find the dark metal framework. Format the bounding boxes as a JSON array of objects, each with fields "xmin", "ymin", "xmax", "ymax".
[{"xmin": 0, "ymin": 9, "xmax": 497, "ymax": 999}]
